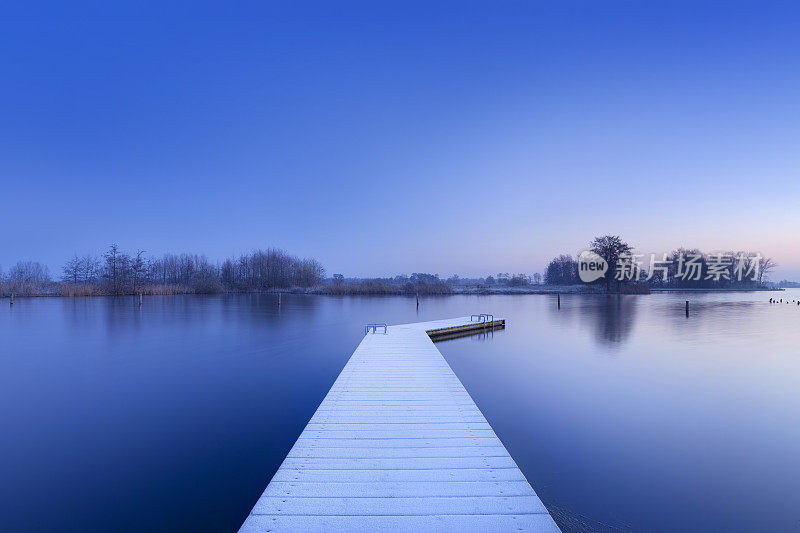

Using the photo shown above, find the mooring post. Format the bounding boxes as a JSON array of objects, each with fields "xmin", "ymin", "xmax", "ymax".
[
  {"xmin": 139, "ymin": 293, "xmax": 142, "ymax": 306},
  {"xmin": 416, "ymin": 293, "xmax": 419, "ymax": 309},
  {"xmin": 557, "ymin": 293, "xmax": 560, "ymax": 309},
  {"xmin": 278, "ymin": 293, "xmax": 281, "ymax": 307},
  {"xmin": 685, "ymin": 300, "xmax": 689, "ymax": 316},
  {"xmin": 10, "ymin": 292, "xmax": 13, "ymax": 306}
]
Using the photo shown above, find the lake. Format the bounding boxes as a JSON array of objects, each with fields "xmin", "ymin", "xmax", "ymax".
[{"xmin": 1, "ymin": 291, "xmax": 799, "ymax": 532}]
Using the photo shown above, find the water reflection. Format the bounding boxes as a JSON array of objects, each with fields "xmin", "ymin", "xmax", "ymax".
[
  {"xmin": 439, "ymin": 289, "xmax": 800, "ymax": 533},
  {"xmin": 3, "ymin": 291, "xmax": 800, "ymax": 533},
  {"xmin": 547, "ymin": 294, "xmax": 639, "ymax": 349},
  {"xmin": 587, "ymin": 295, "xmax": 638, "ymax": 347}
]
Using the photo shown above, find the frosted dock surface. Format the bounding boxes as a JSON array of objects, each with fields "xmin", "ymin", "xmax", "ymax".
[{"xmin": 239, "ymin": 317, "xmax": 560, "ymax": 532}]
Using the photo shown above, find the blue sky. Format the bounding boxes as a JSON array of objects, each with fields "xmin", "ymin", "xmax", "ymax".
[{"xmin": 2, "ymin": 2, "xmax": 799, "ymax": 279}]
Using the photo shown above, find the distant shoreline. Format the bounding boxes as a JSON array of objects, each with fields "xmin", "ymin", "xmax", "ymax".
[
  {"xmin": 441, "ymin": 287, "xmax": 784, "ymax": 295},
  {"xmin": 649, "ymin": 287, "xmax": 783, "ymax": 293},
  {"xmin": 3, "ymin": 285, "xmax": 787, "ymax": 300}
]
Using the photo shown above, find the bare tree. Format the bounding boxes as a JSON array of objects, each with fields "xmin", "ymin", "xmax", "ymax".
[
  {"xmin": 132, "ymin": 250, "xmax": 146, "ymax": 294},
  {"xmin": 104, "ymin": 244, "xmax": 120, "ymax": 294},
  {"xmin": 62, "ymin": 255, "xmax": 81, "ymax": 284},
  {"xmin": 759, "ymin": 257, "xmax": 777, "ymax": 284},
  {"xmin": 82, "ymin": 255, "xmax": 101, "ymax": 285}
]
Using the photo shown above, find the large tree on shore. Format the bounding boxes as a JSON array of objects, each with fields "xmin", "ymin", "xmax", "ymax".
[{"xmin": 590, "ymin": 235, "xmax": 633, "ymax": 292}]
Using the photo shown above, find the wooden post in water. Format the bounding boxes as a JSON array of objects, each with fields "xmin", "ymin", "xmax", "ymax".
[
  {"xmin": 10, "ymin": 292, "xmax": 13, "ymax": 306},
  {"xmin": 139, "ymin": 293, "xmax": 142, "ymax": 307},
  {"xmin": 685, "ymin": 300, "xmax": 689, "ymax": 317},
  {"xmin": 278, "ymin": 293, "xmax": 281, "ymax": 307},
  {"xmin": 557, "ymin": 293, "xmax": 560, "ymax": 309},
  {"xmin": 416, "ymin": 293, "xmax": 419, "ymax": 309}
]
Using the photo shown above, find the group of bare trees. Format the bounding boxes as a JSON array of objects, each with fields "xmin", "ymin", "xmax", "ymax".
[
  {"xmin": 326, "ymin": 273, "xmax": 453, "ymax": 295},
  {"xmin": 62, "ymin": 255, "xmax": 101, "ymax": 285},
  {"xmin": 1, "ymin": 245, "xmax": 326, "ymax": 297},
  {"xmin": 59, "ymin": 245, "xmax": 222, "ymax": 295},
  {"xmin": 544, "ymin": 255, "xmax": 580, "ymax": 285},
  {"xmin": 1, "ymin": 261, "xmax": 54, "ymax": 296},
  {"xmin": 542, "ymin": 235, "xmax": 777, "ymax": 291},
  {"xmin": 324, "ymin": 271, "xmax": 553, "ymax": 294},
  {"xmin": 483, "ymin": 273, "xmax": 540, "ymax": 286},
  {"xmin": 141, "ymin": 252, "xmax": 222, "ymax": 294},
  {"xmin": 220, "ymin": 249, "xmax": 325, "ymax": 291},
  {"xmin": 646, "ymin": 248, "xmax": 776, "ymax": 288}
]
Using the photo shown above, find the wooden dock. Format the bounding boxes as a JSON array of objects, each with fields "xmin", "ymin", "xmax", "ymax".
[{"xmin": 239, "ymin": 316, "xmax": 560, "ymax": 532}]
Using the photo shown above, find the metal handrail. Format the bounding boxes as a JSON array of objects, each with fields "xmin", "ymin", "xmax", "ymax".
[
  {"xmin": 365, "ymin": 323, "xmax": 388, "ymax": 335},
  {"xmin": 470, "ymin": 314, "xmax": 486, "ymax": 323}
]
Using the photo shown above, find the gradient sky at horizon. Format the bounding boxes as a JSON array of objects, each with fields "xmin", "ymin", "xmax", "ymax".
[{"xmin": 2, "ymin": 2, "xmax": 799, "ymax": 279}]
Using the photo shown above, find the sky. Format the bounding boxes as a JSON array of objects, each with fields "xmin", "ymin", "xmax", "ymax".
[{"xmin": 2, "ymin": 1, "xmax": 799, "ymax": 279}]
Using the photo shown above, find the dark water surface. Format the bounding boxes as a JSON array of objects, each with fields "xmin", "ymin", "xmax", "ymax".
[{"xmin": 2, "ymin": 292, "xmax": 799, "ymax": 532}]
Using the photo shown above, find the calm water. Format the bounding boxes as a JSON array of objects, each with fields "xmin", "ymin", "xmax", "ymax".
[{"xmin": 2, "ymin": 292, "xmax": 799, "ymax": 532}]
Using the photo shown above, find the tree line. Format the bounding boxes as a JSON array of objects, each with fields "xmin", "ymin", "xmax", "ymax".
[
  {"xmin": 0, "ymin": 236, "xmax": 779, "ymax": 297},
  {"xmin": 543, "ymin": 235, "xmax": 776, "ymax": 290},
  {"xmin": 1, "ymin": 245, "xmax": 325, "ymax": 296},
  {"xmin": 322, "ymin": 272, "xmax": 557, "ymax": 295},
  {"xmin": 324, "ymin": 273, "xmax": 453, "ymax": 295},
  {"xmin": 0, "ymin": 248, "xmax": 539, "ymax": 297}
]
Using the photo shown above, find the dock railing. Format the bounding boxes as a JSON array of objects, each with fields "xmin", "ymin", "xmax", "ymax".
[{"xmin": 364, "ymin": 323, "xmax": 388, "ymax": 334}]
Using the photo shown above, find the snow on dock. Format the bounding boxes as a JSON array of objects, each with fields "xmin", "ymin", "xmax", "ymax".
[{"xmin": 239, "ymin": 316, "xmax": 560, "ymax": 532}]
